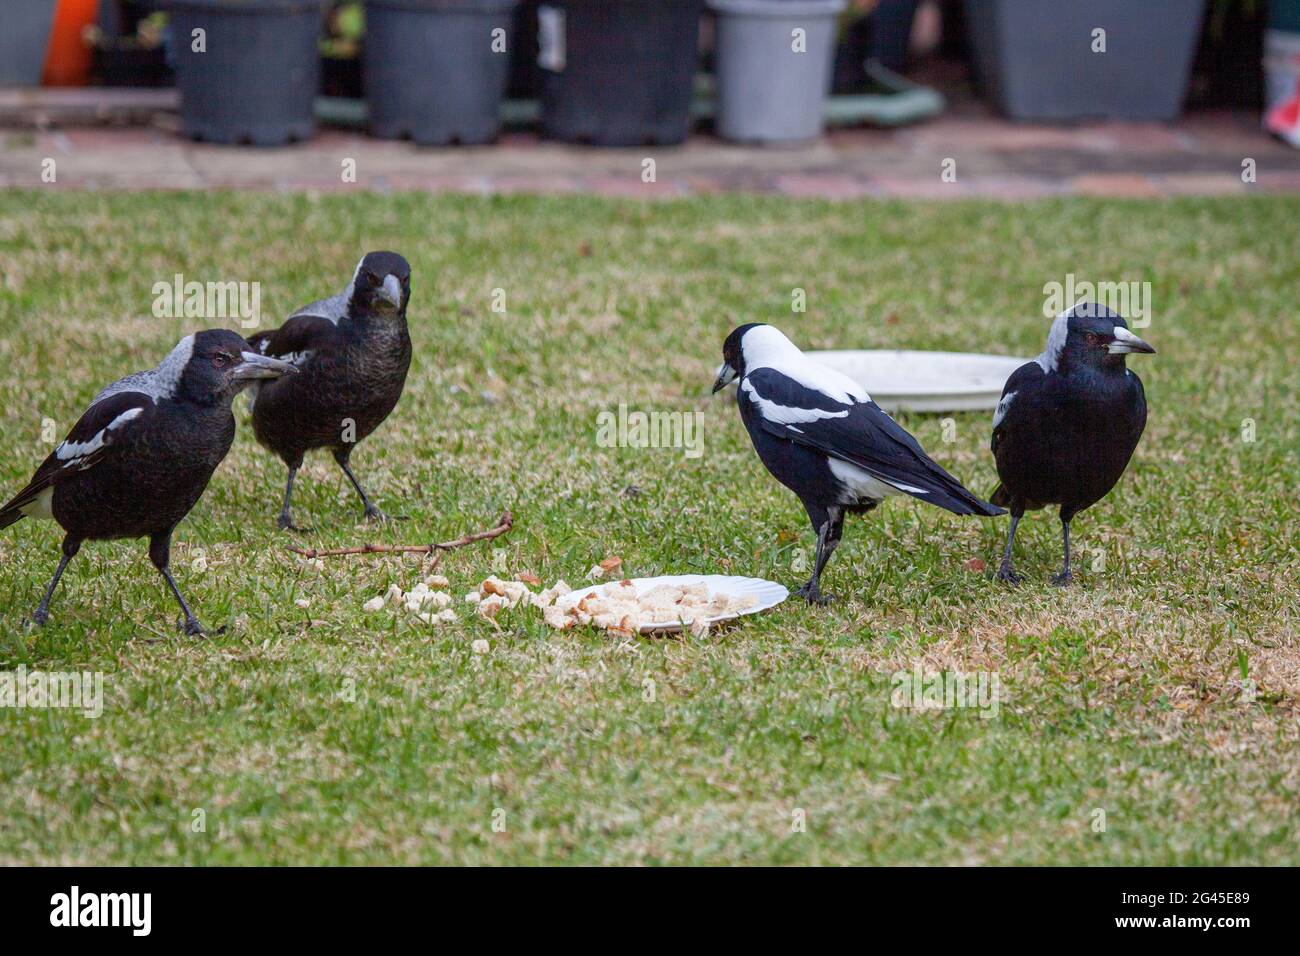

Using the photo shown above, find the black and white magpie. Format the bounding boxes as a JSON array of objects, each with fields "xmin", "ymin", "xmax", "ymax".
[
  {"xmin": 246, "ymin": 251, "xmax": 412, "ymax": 530},
  {"xmin": 989, "ymin": 302, "xmax": 1154, "ymax": 586},
  {"xmin": 713, "ymin": 324, "xmax": 1004, "ymax": 604},
  {"xmin": 0, "ymin": 330, "xmax": 295, "ymax": 633}
]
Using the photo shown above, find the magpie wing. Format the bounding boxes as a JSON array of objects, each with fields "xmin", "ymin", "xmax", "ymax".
[
  {"xmin": 742, "ymin": 367, "xmax": 1003, "ymax": 516},
  {"xmin": 0, "ymin": 391, "xmax": 153, "ymax": 528},
  {"xmin": 990, "ymin": 360, "xmax": 1046, "ymax": 456},
  {"xmin": 246, "ymin": 313, "xmax": 343, "ymax": 362}
]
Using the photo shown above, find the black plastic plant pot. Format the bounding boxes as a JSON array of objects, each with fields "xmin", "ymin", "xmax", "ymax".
[
  {"xmin": 365, "ymin": 0, "xmax": 519, "ymax": 146},
  {"xmin": 963, "ymin": 0, "xmax": 1207, "ymax": 121},
  {"xmin": 538, "ymin": 0, "xmax": 704, "ymax": 147},
  {"xmin": 166, "ymin": 0, "xmax": 323, "ymax": 146}
]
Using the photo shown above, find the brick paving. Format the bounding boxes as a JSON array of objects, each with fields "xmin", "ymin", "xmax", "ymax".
[{"xmin": 2, "ymin": 87, "xmax": 1298, "ymax": 200}]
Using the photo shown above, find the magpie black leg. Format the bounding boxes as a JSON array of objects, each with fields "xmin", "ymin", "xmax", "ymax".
[
  {"xmin": 996, "ymin": 511, "xmax": 1024, "ymax": 585},
  {"xmin": 333, "ymin": 447, "xmax": 401, "ymax": 523},
  {"xmin": 27, "ymin": 535, "xmax": 81, "ymax": 628},
  {"xmin": 149, "ymin": 533, "xmax": 204, "ymax": 637},
  {"xmin": 277, "ymin": 466, "xmax": 311, "ymax": 532},
  {"xmin": 796, "ymin": 507, "xmax": 842, "ymax": 605},
  {"xmin": 1051, "ymin": 518, "xmax": 1073, "ymax": 587}
]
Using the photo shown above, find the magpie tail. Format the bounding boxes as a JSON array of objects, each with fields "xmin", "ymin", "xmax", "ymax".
[
  {"xmin": 0, "ymin": 503, "xmax": 26, "ymax": 531},
  {"xmin": 899, "ymin": 466, "xmax": 1005, "ymax": 517}
]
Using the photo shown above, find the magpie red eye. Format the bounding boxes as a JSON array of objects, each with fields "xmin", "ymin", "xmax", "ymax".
[
  {"xmin": 1085, "ymin": 333, "xmax": 1102, "ymax": 347},
  {"xmin": 212, "ymin": 353, "xmax": 230, "ymax": 368},
  {"xmin": 366, "ymin": 272, "xmax": 380, "ymax": 287}
]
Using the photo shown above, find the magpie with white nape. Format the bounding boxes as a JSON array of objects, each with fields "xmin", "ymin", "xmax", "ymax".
[
  {"xmin": 713, "ymin": 324, "xmax": 1004, "ymax": 604},
  {"xmin": 989, "ymin": 302, "xmax": 1154, "ymax": 586},
  {"xmin": 0, "ymin": 330, "xmax": 295, "ymax": 634},
  {"xmin": 246, "ymin": 251, "xmax": 412, "ymax": 530}
]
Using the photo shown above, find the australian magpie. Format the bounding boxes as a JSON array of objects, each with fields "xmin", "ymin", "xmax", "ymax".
[
  {"xmin": 713, "ymin": 324, "xmax": 1004, "ymax": 604},
  {"xmin": 989, "ymin": 302, "xmax": 1154, "ymax": 586},
  {"xmin": 246, "ymin": 251, "xmax": 412, "ymax": 530},
  {"xmin": 0, "ymin": 330, "xmax": 295, "ymax": 633}
]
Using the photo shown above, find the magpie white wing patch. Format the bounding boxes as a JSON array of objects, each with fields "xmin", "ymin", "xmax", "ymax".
[
  {"xmin": 55, "ymin": 406, "xmax": 143, "ymax": 465},
  {"xmin": 993, "ymin": 390, "xmax": 1017, "ymax": 428},
  {"xmin": 741, "ymin": 378, "xmax": 851, "ymax": 426}
]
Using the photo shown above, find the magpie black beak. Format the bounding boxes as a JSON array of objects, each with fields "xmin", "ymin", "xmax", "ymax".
[
  {"xmin": 712, "ymin": 362, "xmax": 738, "ymax": 394},
  {"xmin": 375, "ymin": 274, "xmax": 403, "ymax": 310},
  {"xmin": 1108, "ymin": 327, "xmax": 1156, "ymax": 355},
  {"xmin": 233, "ymin": 351, "xmax": 298, "ymax": 381}
]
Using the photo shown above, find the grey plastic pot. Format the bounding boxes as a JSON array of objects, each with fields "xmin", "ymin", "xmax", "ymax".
[
  {"xmin": 166, "ymin": 0, "xmax": 323, "ymax": 146},
  {"xmin": 963, "ymin": 0, "xmax": 1207, "ymax": 121},
  {"xmin": 708, "ymin": 0, "xmax": 846, "ymax": 144},
  {"xmin": 0, "ymin": 1, "xmax": 57, "ymax": 87},
  {"xmin": 365, "ymin": 0, "xmax": 519, "ymax": 145}
]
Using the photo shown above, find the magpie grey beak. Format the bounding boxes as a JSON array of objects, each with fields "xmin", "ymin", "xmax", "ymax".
[
  {"xmin": 1108, "ymin": 327, "xmax": 1156, "ymax": 355},
  {"xmin": 233, "ymin": 351, "xmax": 298, "ymax": 381},
  {"xmin": 712, "ymin": 362, "xmax": 738, "ymax": 394},
  {"xmin": 376, "ymin": 274, "xmax": 403, "ymax": 310}
]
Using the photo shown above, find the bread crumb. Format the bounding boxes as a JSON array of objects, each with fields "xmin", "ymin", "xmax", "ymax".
[{"xmin": 362, "ymin": 596, "xmax": 385, "ymax": 613}]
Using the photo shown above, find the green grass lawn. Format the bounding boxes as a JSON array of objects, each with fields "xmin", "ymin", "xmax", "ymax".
[{"xmin": 0, "ymin": 191, "xmax": 1297, "ymax": 865}]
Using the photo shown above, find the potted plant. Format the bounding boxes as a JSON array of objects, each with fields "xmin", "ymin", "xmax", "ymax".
[
  {"xmin": 87, "ymin": 4, "xmax": 174, "ymax": 87},
  {"xmin": 364, "ymin": 0, "xmax": 518, "ymax": 145},
  {"xmin": 538, "ymin": 0, "xmax": 704, "ymax": 146},
  {"xmin": 321, "ymin": 1, "xmax": 363, "ymax": 98},
  {"xmin": 1, "ymin": 1, "xmax": 58, "ymax": 87},
  {"xmin": 708, "ymin": 0, "xmax": 847, "ymax": 144},
  {"xmin": 963, "ymin": 0, "xmax": 1208, "ymax": 121},
  {"xmin": 164, "ymin": 0, "xmax": 324, "ymax": 145}
]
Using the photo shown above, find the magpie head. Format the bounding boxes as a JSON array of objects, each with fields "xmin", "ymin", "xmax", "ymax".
[
  {"xmin": 713, "ymin": 322, "xmax": 765, "ymax": 393},
  {"xmin": 1054, "ymin": 302, "xmax": 1155, "ymax": 374},
  {"xmin": 180, "ymin": 329, "xmax": 298, "ymax": 404},
  {"xmin": 347, "ymin": 251, "xmax": 411, "ymax": 321}
]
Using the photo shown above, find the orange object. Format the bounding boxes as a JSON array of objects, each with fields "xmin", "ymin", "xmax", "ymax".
[{"xmin": 42, "ymin": 0, "xmax": 99, "ymax": 87}]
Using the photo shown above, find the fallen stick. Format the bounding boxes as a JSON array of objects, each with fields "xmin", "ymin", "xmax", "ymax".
[{"xmin": 286, "ymin": 511, "xmax": 513, "ymax": 559}]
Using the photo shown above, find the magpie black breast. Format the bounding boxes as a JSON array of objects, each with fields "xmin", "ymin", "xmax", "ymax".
[
  {"xmin": 0, "ymin": 330, "xmax": 295, "ymax": 634},
  {"xmin": 989, "ymin": 302, "xmax": 1154, "ymax": 586},
  {"xmin": 713, "ymin": 323, "xmax": 1003, "ymax": 604},
  {"xmin": 245, "ymin": 251, "xmax": 412, "ymax": 530}
]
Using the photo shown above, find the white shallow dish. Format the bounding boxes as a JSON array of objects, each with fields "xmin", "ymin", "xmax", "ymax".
[
  {"xmin": 557, "ymin": 574, "xmax": 789, "ymax": 634},
  {"xmin": 804, "ymin": 350, "xmax": 1030, "ymax": 413}
]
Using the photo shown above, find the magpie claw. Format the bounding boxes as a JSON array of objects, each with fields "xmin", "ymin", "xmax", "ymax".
[
  {"xmin": 1050, "ymin": 570, "xmax": 1073, "ymax": 587},
  {"xmin": 364, "ymin": 507, "xmax": 403, "ymax": 523},
  {"xmin": 23, "ymin": 612, "xmax": 48, "ymax": 631},
  {"xmin": 179, "ymin": 616, "xmax": 206, "ymax": 638},
  {"xmin": 795, "ymin": 583, "xmax": 836, "ymax": 606},
  {"xmin": 277, "ymin": 515, "xmax": 312, "ymax": 533},
  {"xmin": 996, "ymin": 564, "xmax": 1024, "ymax": 585}
]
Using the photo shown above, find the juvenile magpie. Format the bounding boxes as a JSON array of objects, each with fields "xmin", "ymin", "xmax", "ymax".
[
  {"xmin": 246, "ymin": 251, "xmax": 412, "ymax": 530},
  {"xmin": 0, "ymin": 330, "xmax": 295, "ymax": 633},
  {"xmin": 989, "ymin": 302, "xmax": 1154, "ymax": 586},
  {"xmin": 713, "ymin": 324, "xmax": 1004, "ymax": 604}
]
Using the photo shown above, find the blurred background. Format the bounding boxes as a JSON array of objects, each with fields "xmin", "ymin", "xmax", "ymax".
[{"xmin": 2, "ymin": 0, "xmax": 1300, "ymax": 195}]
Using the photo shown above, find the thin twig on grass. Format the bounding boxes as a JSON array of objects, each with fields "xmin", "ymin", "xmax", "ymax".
[{"xmin": 285, "ymin": 511, "xmax": 514, "ymax": 560}]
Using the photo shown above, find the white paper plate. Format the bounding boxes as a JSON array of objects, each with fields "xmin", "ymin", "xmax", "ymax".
[
  {"xmin": 557, "ymin": 574, "xmax": 789, "ymax": 634},
  {"xmin": 803, "ymin": 350, "xmax": 1029, "ymax": 413}
]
